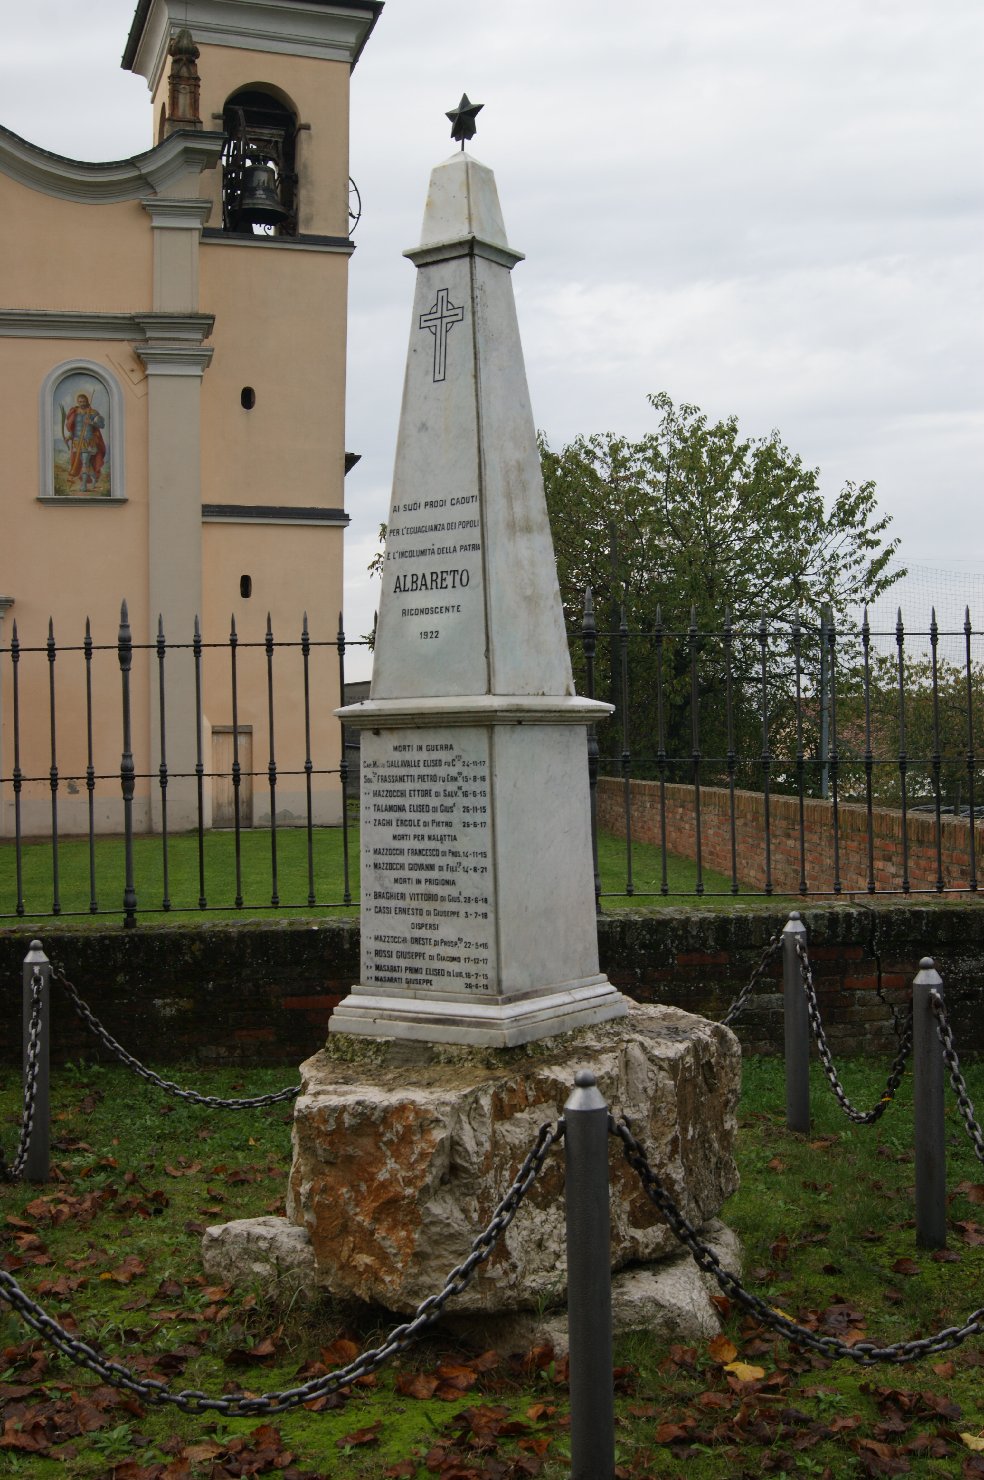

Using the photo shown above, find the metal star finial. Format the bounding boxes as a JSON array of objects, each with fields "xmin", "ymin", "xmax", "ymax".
[{"xmin": 446, "ymin": 93, "xmax": 483, "ymax": 149}]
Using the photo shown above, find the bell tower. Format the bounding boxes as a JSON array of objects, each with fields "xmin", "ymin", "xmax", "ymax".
[{"xmin": 123, "ymin": 0, "xmax": 382, "ymax": 830}]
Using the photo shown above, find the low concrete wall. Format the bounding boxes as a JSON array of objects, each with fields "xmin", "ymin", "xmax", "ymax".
[
  {"xmin": 1, "ymin": 904, "xmax": 980, "ymax": 1068},
  {"xmin": 597, "ymin": 777, "xmax": 983, "ymax": 893}
]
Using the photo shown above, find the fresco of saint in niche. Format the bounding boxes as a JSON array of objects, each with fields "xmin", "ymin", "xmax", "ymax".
[{"xmin": 53, "ymin": 374, "xmax": 110, "ymax": 496}]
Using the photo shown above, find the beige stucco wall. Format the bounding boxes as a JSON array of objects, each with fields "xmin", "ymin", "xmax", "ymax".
[
  {"xmin": 0, "ymin": 328, "xmax": 152, "ymax": 839},
  {"xmin": 0, "ymin": 183, "xmax": 152, "ymax": 310},
  {"xmin": 200, "ymin": 242, "xmax": 348, "ymax": 504},
  {"xmin": 201, "ymin": 521, "xmax": 345, "ymax": 825},
  {"xmin": 1, "ymin": 25, "xmax": 355, "ymax": 847}
]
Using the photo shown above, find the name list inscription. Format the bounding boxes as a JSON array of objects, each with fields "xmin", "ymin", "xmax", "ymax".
[{"xmin": 361, "ymin": 728, "xmax": 496, "ymax": 996}]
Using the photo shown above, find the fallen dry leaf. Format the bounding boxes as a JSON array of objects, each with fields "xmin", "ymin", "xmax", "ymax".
[
  {"xmin": 725, "ymin": 1360, "xmax": 766, "ymax": 1381},
  {"xmin": 99, "ymin": 1255, "xmax": 147, "ymax": 1285},
  {"xmin": 395, "ymin": 1371, "xmax": 440, "ymax": 1400},
  {"xmin": 654, "ymin": 1422, "xmax": 693, "ymax": 1443},
  {"xmin": 337, "ymin": 1420, "xmax": 382, "ymax": 1449},
  {"xmin": 707, "ymin": 1334, "xmax": 738, "ymax": 1363}
]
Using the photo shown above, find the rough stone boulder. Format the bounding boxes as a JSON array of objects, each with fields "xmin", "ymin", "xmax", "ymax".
[
  {"xmin": 202, "ymin": 1216, "xmax": 314, "ymax": 1297},
  {"xmin": 285, "ymin": 1003, "xmax": 740, "ymax": 1314}
]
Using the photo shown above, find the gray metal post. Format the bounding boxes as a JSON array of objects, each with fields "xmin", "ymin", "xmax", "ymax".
[
  {"xmin": 782, "ymin": 912, "xmax": 810, "ymax": 1134},
  {"xmin": 913, "ymin": 957, "xmax": 946, "ymax": 1249},
  {"xmin": 565, "ymin": 1069, "xmax": 614, "ymax": 1480},
  {"xmin": 22, "ymin": 940, "xmax": 51, "ymax": 1182}
]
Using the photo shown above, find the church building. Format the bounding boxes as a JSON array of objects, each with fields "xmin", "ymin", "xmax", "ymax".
[{"xmin": 0, "ymin": 0, "xmax": 382, "ymax": 838}]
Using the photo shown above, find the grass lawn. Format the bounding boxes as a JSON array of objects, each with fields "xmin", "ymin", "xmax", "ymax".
[
  {"xmin": 0, "ymin": 826, "xmax": 747, "ymax": 929},
  {"xmin": 1, "ymin": 1052, "xmax": 982, "ymax": 1477}
]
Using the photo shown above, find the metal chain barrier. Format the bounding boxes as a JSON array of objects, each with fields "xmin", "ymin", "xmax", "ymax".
[
  {"xmin": 51, "ymin": 964, "xmax": 299, "ymax": 1110},
  {"xmin": 795, "ymin": 938, "xmax": 911, "ymax": 1125},
  {"xmin": 931, "ymin": 989, "xmax": 984, "ymax": 1164},
  {"xmin": 0, "ymin": 968, "xmax": 44, "ymax": 1182},
  {"xmin": 721, "ymin": 931, "xmax": 783, "ymax": 1028},
  {"xmin": 0, "ymin": 1117, "xmax": 564, "ymax": 1414},
  {"xmin": 611, "ymin": 1115, "xmax": 984, "ymax": 1365}
]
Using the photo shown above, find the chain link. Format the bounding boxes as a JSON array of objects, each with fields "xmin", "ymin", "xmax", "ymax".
[
  {"xmin": 51, "ymin": 965, "xmax": 299, "ymax": 1110},
  {"xmin": 1, "ymin": 969, "xmax": 44, "ymax": 1182},
  {"xmin": 720, "ymin": 931, "xmax": 783, "ymax": 1028},
  {"xmin": 0, "ymin": 1117, "xmax": 564, "ymax": 1413},
  {"xmin": 794, "ymin": 938, "xmax": 911, "ymax": 1125},
  {"xmin": 611, "ymin": 1115, "xmax": 984, "ymax": 1365},
  {"xmin": 930, "ymin": 989, "xmax": 984, "ymax": 1164}
]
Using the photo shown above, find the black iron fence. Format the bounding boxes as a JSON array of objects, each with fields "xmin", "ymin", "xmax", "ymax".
[
  {"xmin": 3, "ymin": 597, "xmax": 981, "ymax": 922},
  {"xmin": 576, "ymin": 594, "xmax": 982, "ymax": 898},
  {"xmin": 0, "ymin": 604, "xmax": 368, "ymax": 926}
]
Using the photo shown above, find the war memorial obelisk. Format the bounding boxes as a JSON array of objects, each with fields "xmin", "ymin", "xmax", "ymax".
[
  {"xmin": 331, "ymin": 111, "xmax": 628, "ymax": 1046},
  {"xmin": 204, "ymin": 109, "xmax": 741, "ymax": 1333}
]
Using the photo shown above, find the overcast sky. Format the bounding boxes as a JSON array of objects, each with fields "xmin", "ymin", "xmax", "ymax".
[{"xmin": 3, "ymin": 1, "xmax": 982, "ymax": 675}]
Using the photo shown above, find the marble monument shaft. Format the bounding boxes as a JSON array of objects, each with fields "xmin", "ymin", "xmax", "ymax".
[{"xmin": 332, "ymin": 149, "xmax": 628, "ymax": 1046}]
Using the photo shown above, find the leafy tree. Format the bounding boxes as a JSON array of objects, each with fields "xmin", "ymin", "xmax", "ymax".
[
  {"xmin": 836, "ymin": 644, "xmax": 984, "ymax": 813},
  {"xmin": 540, "ymin": 392, "xmax": 904, "ymax": 785}
]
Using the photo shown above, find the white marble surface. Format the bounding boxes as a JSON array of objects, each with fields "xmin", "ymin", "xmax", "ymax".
[
  {"xmin": 416, "ymin": 151, "xmax": 512, "ymax": 253},
  {"xmin": 345, "ymin": 721, "xmax": 626, "ymax": 1042},
  {"xmin": 370, "ymin": 155, "xmax": 573, "ymax": 702},
  {"xmin": 337, "ymin": 693, "xmax": 612, "ymax": 728},
  {"xmin": 359, "ymin": 725, "xmax": 499, "ymax": 999},
  {"xmin": 331, "ymin": 148, "xmax": 627, "ymax": 1046}
]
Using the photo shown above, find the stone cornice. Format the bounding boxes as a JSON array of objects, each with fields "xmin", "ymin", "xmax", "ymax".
[
  {"xmin": 202, "ymin": 503, "xmax": 348, "ymax": 525},
  {"xmin": 0, "ymin": 310, "xmax": 214, "ymax": 343},
  {"xmin": 141, "ymin": 197, "xmax": 214, "ymax": 229},
  {"xmin": 135, "ymin": 343, "xmax": 215, "ymax": 376},
  {"xmin": 335, "ymin": 695, "xmax": 614, "ymax": 730},
  {"xmin": 124, "ymin": 0, "xmax": 384, "ymax": 90},
  {"xmin": 405, "ymin": 237, "xmax": 525, "ymax": 272},
  {"xmin": 201, "ymin": 228, "xmax": 354, "ymax": 254},
  {"xmin": 131, "ymin": 313, "xmax": 216, "ymax": 345},
  {"xmin": 0, "ymin": 126, "xmax": 223, "ymax": 205}
]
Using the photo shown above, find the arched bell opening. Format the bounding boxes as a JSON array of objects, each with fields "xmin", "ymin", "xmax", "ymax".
[{"xmin": 221, "ymin": 87, "xmax": 298, "ymax": 236}]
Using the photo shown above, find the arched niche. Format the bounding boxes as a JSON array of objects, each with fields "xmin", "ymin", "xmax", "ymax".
[
  {"xmin": 221, "ymin": 85, "xmax": 299, "ymax": 236},
  {"xmin": 39, "ymin": 361, "xmax": 125, "ymax": 501}
]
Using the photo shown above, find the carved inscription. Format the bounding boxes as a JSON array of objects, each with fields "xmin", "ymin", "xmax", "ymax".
[
  {"xmin": 418, "ymin": 287, "xmax": 464, "ymax": 382},
  {"xmin": 361, "ymin": 728, "xmax": 496, "ymax": 995},
  {"xmin": 385, "ymin": 494, "xmax": 482, "ymax": 641}
]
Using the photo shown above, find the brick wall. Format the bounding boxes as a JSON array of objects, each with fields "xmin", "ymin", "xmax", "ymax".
[
  {"xmin": 597, "ymin": 778, "xmax": 982, "ymax": 893},
  {"xmin": 0, "ymin": 922, "xmax": 358, "ymax": 1071},
  {"xmin": 596, "ymin": 905, "xmax": 983, "ymax": 1058},
  {"xmin": 0, "ymin": 906, "xmax": 980, "ymax": 1069}
]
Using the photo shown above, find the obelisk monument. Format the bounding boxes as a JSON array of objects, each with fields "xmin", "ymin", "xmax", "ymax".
[
  {"xmin": 205, "ymin": 114, "xmax": 741, "ymax": 1330},
  {"xmin": 332, "ymin": 106, "xmax": 628, "ymax": 1046}
]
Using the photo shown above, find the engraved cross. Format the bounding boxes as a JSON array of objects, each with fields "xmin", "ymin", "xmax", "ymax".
[{"xmin": 419, "ymin": 287, "xmax": 464, "ymax": 382}]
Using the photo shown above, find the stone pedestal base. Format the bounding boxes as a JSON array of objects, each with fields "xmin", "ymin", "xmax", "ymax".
[
  {"xmin": 328, "ymin": 973, "xmax": 627, "ymax": 1048},
  {"xmin": 201, "ymin": 1215, "xmax": 742, "ymax": 1348},
  {"xmin": 246, "ymin": 1003, "xmax": 740, "ymax": 1318}
]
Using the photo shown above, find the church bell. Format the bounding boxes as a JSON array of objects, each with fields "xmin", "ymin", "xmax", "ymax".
[{"xmin": 236, "ymin": 164, "xmax": 288, "ymax": 228}]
